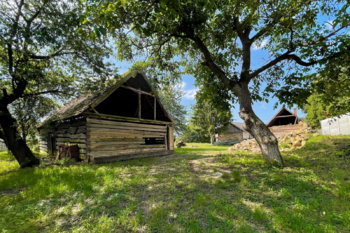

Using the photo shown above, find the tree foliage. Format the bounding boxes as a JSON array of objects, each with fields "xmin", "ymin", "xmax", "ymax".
[
  {"xmin": 304, "ymin": 92, "xmax": 350, "ymax": 129},
  {"xmin": 0, "ymin": 0, "xmax": 116, "ymax": 167},
  {"xmin": 10, "ymin": 96, "xmax": 60, "ymax": 143},
  {"xmin": 190, "ymin": 102, "xmax": 232, "ymax": 144}
]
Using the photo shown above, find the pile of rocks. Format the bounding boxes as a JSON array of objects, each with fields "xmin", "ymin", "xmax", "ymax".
[{"xmin": 228, "ymin": 123, "xmax": 319, "ymax": 153}]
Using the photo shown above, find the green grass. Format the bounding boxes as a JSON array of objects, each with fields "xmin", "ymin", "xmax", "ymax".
[{"xmin": 0, "ymin": 136, "xmax": 350, "ymax": 232}]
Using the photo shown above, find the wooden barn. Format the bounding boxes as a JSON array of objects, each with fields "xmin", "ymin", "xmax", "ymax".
[
  {"xmin": 267, "ymin": 108, "xmax": 303, "ymax": 137},
  {"xmin": 37, "ymin": 72, "xmax": 175, "ymax": 164}
]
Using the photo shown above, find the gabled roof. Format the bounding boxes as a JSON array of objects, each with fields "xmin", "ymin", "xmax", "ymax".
[
  {"xmin": 266, "ymin": 108, "xmax": 300, "ymax": 127},
  {"xmin": 38, "ymin": 72, "xmax": 174, "ymax": 127},
  {"xmin": 230, "ymin": 122, "xmax": 247, "ymax": 132}
]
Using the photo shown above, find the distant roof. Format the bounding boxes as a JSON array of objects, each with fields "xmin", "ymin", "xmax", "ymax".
[
  {"xmin": 230, "ymin": 122, "xmax": 247, "ymax": 132},
  {"xmin": 38, "ymin": 71, "xmax": 173, "ymax": 128},
  {"xmin": 266, "ymin": 108, "xmax": 300, "ymax": 127}
]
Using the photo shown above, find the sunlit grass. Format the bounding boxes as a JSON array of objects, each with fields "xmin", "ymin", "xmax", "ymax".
[{"xmin": 0, "ymin": 137, "xmax": 350, "ymax": 232}]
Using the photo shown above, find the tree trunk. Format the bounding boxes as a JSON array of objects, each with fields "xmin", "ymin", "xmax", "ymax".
[
  {"xmin": 236, "ymin": 82, "xmax": 284, "ymax": 166},
  {"xmin": 0, "ymin": 106, "xmax": 40, "ymax": 168},
  {"xmin": 210, "ymin": 135, "xmax": 214, "ymax": 145}
]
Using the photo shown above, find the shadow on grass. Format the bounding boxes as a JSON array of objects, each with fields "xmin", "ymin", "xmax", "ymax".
[{"xmin": 0, "ymin": 137, "xmax": 349, "ymax": 232}]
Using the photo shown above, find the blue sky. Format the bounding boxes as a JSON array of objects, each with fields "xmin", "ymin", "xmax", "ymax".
[{"xmin": 111, "ymin": 42, "xmax": 306, "ymax": 124}]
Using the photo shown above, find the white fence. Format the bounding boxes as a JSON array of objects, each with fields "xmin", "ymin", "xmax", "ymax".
[{"xmin": 320, "ymin": 113, "xmax": 350, "ymax": 135}]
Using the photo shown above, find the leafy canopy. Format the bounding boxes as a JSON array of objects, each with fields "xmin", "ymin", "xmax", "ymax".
[
  {"xmin": 90, "ymin": 0, "xmax": 350, "ymax": 110},
  {"xmin": 0, "ymin": 0, "xmax": 117, "ymax": 111}
]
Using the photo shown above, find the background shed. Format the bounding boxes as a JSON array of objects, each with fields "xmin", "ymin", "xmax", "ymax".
[
  {"xmin": 38, "ymin": 72, "xmax": 175, "ymax": 163},
  {"xmin": 215, "ymin": 122, "xmax": 252, "ymax": 143}
]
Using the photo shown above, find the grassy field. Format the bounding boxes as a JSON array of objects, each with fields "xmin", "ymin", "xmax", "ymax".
[{"xmin": 0, "ymin": 136, "xmax": 349, "ymax": 232}]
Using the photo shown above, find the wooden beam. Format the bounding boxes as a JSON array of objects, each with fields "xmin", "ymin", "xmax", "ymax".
[
  {"xmin": 276, "ymin": 115, "xmax": 296, "ymax": 118},
  {"xmin": 154, "ymin": 96, "xmax": 156, "ymax": 120},
  {"xmin": 85, "ymin": 112, "xmax": 173, "ymax": 125},
  {"xmin": 138, "ymin": 88, "xmax": 141, "ymax": 119},
  {"xmin": 90, "ymin": 105, "xmax": 101, "ymax": 117},
  {"xmin": 87, "ymin": 118, "xmax": 166, "ymax": 130},
  {"xmin": 120, "ymin": 85, "xmax": 154, "ymax": 97}
]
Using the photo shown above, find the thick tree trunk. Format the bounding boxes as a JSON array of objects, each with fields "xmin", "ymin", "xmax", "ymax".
[
  {"xmin": 0, "ymin": 106, "xmax": 40, "ymax": 168},
  {"xmin": 236, "ymin": 82, "xmax": 284, "ymax": 166},
  {"xmin": 210, "ymin": 135, "xmax": 214, "ymax": 145}
]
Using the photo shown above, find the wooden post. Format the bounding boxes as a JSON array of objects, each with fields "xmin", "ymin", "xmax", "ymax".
[
  {"xmin": 138, "ymin": 89, "xmax": 141, "ymax": 119},
  {"xmin": 154, "ymin": 96, "xmax": 156, "ymax": 120}
]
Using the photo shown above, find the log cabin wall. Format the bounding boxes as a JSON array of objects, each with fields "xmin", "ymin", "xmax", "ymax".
[
  {"xmin": 86, "ymin": 117, "xmax": 173, "ymax": 163},
  {"xmin": 38, "ymin": 119, "xmax": 87, "ymax": 159}
]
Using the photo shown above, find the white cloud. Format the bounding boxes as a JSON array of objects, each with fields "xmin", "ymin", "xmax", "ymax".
[
  {"xmin": 260, "ymin": 102, "xmax": 267, "ymax": 109},
  {"xmin": 183, "ymin": 88, "xmax": 198, "ymax": 100},
  {"xmin": 179, "ymin": 81, "xmax": 186, "ymax": 89},
  {"xmin": 180, "ymin": 81, "xmax": 198, "ymax": 99},
  {"xmin": 252, "ymin": 39, "xmax": 268, "ymax": 50}
]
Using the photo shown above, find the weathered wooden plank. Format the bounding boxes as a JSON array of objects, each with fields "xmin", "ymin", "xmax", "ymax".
[
  {"xmin": 88, "ymin": 128, "xmax": 165, "ymax": 135},
  {"xmin": 56, "ymin": 138, "xmax": 86, "ymax": 143},
  {"xmin": 87, "ymin": 138, "xmax": 145, "ymax": 143},
  {"xmin": 90, "ymin": 134, "xmax": 164, "ymax": 139},
  {"xmin": 71, "ymin": 134, "xmax": 86, "ymax": 139},
  {"xmin": 88, "ymin": 147, "xmax": 165, "ymax": 157},
  {"xmin": 88, "ymin": 129, "xmax": 166, "ymax": 137},
  {"xmin": 164, "ymin": 135, "xmax": 168, "ymax": 151},
  {"xmin": 87, "ymin": 118, "xmax": 167, "ymax": 130},
  {"xmin": 88, "ymin": 128, "xmax": 166, "ymax": 136},
  {"xmin": 90, "ymin": 141, "xmax": 144, "ymax": 146},
  {"xmin": 55, "ymin": 144, "xmax": 86, "ymax": 149},
  {"xmin": 86, "ymin": 113, "xmax": 173, "ymax": 125},
  {"xmin": 56, "ymin": 121, "xmax": 86, "ymax": 129},
  {"xmin": 54, "ymin": 127, "xmax": 86, "ymax": 134},
  {"xmin": 86, "ymin": 123, "xmax": 167, "ymax": 133},
  {"xmin": 90, "ymin": 144, "xmax": 165, "ymax": 151},
  {"xmin": 93, "ymin": 150, "xmax": 174, "ymax": 164},
  {"xmin": 168, "ymin": 126, "xmax": 174, "ymax": 150}
]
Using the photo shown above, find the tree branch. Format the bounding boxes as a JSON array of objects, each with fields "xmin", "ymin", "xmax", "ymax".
[
  {"xmin": 285, "ymin": 54, "xmax": 318, "ymax": 66},
  {"xmin": 249, "ymin": 51, "xmax": 291, "ymax": 78},
  {"xmin": 250, "ymin": 14, "xmax": 284, "ymax": 42},
  {"xmin": 297, "ymin": 24, "xmax": 350, "ymax": 47},
  {"xmin": 28, "ymin": 50, "xmax": 75, "ymax": 60},
  {"xmin": 233, "ymin": 16, "xmax": 244, "ymax": 40},
  {"xmin": 7, "ymin": 44, "xmax": 13, "ymax": 74},
  {"xmin": 21, "ymin": 90, "xmax": 67, "ymax": 97},
  {"xmin": 191, "ymin": 36, "xmax": 232, "ymax": 88}
]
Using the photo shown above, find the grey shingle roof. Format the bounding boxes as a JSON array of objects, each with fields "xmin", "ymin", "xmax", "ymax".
[{"xmin": 230, "ymin": 122, "xmax": 246, "ymax": 132}]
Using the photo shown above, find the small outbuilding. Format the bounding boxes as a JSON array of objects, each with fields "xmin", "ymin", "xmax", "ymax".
[
  {"xmin": 38, "ymin": 72, "xmax": 175, "ymax": 164},
  {"xmin": 215, "ymin": 122, "xmax": 252, "ymax": 143}
]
